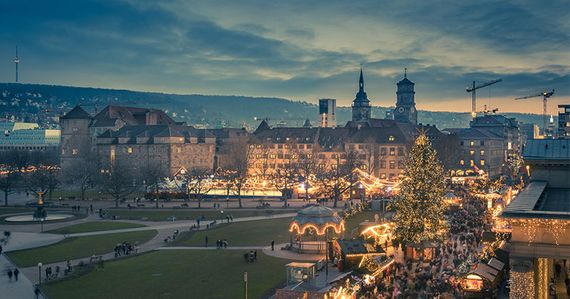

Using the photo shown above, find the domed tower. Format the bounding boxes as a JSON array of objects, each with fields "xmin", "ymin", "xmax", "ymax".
[
  {"xmin": 393, "ymin": 69, "xmax": 417, "ymax": 125},
  {"xmin": 351, "ymin": 68, "xmax": 371, "ymax": 122}
]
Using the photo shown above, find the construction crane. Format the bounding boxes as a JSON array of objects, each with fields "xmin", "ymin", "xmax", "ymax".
[
  {"xmin": 466, "ymin": 79, "xmax": 502, "ymax": 118},
  {"xmin": 515, "ymin": 90, "xmax": 555, "ymax": 132}
]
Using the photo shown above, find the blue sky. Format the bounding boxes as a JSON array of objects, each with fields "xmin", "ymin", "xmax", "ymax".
[{"xmin": 1, "ymin": 0, "xmax": 568, "ymax": 113}]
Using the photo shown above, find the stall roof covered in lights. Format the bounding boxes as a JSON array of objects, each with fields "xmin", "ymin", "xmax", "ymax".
[{"xmin": 289, "ymin": 205, "xmax": 345, "ymax": 234}]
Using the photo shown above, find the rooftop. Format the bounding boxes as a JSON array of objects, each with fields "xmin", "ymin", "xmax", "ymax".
[
  {"xmin": 523, "ymin": 139, "xmax": 570, "ymax": 161},
  {"xmin": 502, "ymin": 181, "xmax": 570, "ymax": 219}
]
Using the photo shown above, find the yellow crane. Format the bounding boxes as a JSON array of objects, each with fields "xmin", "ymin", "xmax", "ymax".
[{"xmin": 514, "ymin": 90, "xmax": 555, "ymax": 131}]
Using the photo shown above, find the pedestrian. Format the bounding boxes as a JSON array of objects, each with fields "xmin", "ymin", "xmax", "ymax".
[
  {"xmin": 67, "ymin": 260, "xmax": 72, "ymax": 272},
  {"xmin": 13, "ymin": 268, "xmax": 19, "ymax": 281},
  {"xmin": 7, "ymin": 269, "xmax": 13, "ymax": 281},
  {"xmin": 0, "ymin": 244, "xmax": 3, "ymax": 255},
  {"xmin": 205, "ymin": 236, "xmax": 208, "ymax": 247},
  {"xmin": 34, "ymin": 287, "xmax": 40, "ymax": 299},
  {"xmin": 271, "ymin": 240, "xmax": 275, "ymax": 251}
]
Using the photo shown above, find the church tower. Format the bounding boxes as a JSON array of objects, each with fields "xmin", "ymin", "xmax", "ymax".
[
  {"xmin": 352, "ymin": 68, "xmax": 371, "ymax": 122},
  {"xmin": 393, "ymin": 69, "xmax": 417, "ymax": 125}
]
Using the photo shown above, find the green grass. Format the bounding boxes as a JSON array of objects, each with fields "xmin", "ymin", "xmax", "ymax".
[
  {"xmin": 8, "ymin": 230, "xmax": 157, "ymax": 267},
  {"xmin": 345, "ymin": 211, "xmax": 382, "ymax": 231},
  {"xmin": 107, "ymin": 208, "xmax": 295, "ymax": 221},
  {"xmin": 43, "ymin": 250, "xmax": 289, "ymax": 299},
  {"xmin": 47, "ymin": 221, "xmax": 146, "ymax": 234},
  {"xmin": 174, "ymin": 217, "xmax": 293, "ymax": 247}
]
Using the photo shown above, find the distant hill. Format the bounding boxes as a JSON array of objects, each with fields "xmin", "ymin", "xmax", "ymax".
[{"xmin": 0, "ymin": 83, "xmax": 547, "ymax": 130}]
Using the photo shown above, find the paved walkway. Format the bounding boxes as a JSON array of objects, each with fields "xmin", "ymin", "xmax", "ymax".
[
  {"xmin": 158, "ymin": 246, "xmax": 265, "ymax": 250},
  {"xmin": 262, "ymin": 244, "xmax": 325, "ymax": 261},
  {"xmin": 0, "ymin": 254, "xmax": 44, "ymax": 299}
]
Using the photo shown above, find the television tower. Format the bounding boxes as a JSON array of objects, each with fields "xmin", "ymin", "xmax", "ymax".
[{"xmin": 14, "ymin": 46, "xmax": 20, "ymax": 83}]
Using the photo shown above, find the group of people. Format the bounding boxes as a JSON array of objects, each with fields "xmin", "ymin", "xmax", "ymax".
[
  {"xmin": 5, "ymin": 268, "xmax": 20, "ymax": 282},
  {"xmin": 358, "ymin": 189, "xmax": 491, "ymax": 298},
  {"xmin": 244, "ymin": 250, "xmax": 258, "ymax": 263},
  {"xmin": 113, "ymin": 241, "xmax": 138, "ymax": 257},
  {"xmin": 216, "ymin": 239, "xmax": 229, "ymax": 249}
]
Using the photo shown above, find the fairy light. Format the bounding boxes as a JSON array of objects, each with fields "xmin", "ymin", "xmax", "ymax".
[
  {"xmin": 510, "ymin": 218, "xmax": 570, "ymax": 246},
  {"xmin": 510, "ymin": 271, "xmax": 534, "ymax": 299}
]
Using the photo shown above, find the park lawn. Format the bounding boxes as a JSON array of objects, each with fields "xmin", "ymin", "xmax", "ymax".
[
  {"xmin": 345, "ymin": 211, "xmax": 382, "ymax": 231},
  {"xmin": 47, "ymin": 221, "xmax": 146, "ymax": 234},
  {"xmin": 8, "ymin": 230, "xmax": 157, "ymax": 267},
  {"xmin": 43, "ymin": 250, "xmax": 289, "ymax": 299},
  {"xmin": 174, "ymin": 217, "xmax": 293, "ymax": 247},
  {"xmin": 107, "ymin": 208, "xmax": 295, "ymax": 221}
]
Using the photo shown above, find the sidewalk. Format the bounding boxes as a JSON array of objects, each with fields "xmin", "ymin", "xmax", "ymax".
[{"xmin": 0, "ymin": 254, "xmax": 44, "ymax": 299}]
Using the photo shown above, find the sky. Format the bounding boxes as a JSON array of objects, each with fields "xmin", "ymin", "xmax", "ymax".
[{"xmin": 1, "ymin": 0, "xmax": 569, "ymax": 113}]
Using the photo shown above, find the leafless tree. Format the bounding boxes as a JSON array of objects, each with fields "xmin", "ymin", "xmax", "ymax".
[
  {"xmin": 25, "ymin": 165, "xmax": 60, "ymax": 201},
  {"xmin": 140, "ymin": 161, "xmax": 168, "ymax": 208},
  {"xmin": 296, "ymin": 150, "xmax": 317, "ymax": 201},
  {"xmin": 269, "ymin": 155, "xmax": 298, "ymax": 207},
  {"xmin": 0, "ymin": 150, "xmax": 22, "ymax": 206},
  {"xmin": 98, "ymin": 160, "xmax": 135, "ymax": 208},
  {"xmin": 314, "ymin": 151, "xmax": 360, "ymax": 208},
  {"xmin": 175, "ymin": 167, "xmax": 213, "ymax": 209},
  {"xmin": 223, "ymin": 142, "xmax": 251, "ymax": 208},
  {"xmin": 61, "ymin": 152, "xmax": 100, "ymax": 201}
]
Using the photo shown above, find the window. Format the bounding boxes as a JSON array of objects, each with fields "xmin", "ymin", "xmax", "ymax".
[
  {"xmin": 360, "ymin": 164, "xmax": 367, "ymax": 170},
  {"xmin": 508, "ymin": 142, "xmax": 512, "ymax": 150},
  {"xmin": 128, "ymin": 147, "xmax": 133, "ymax": 154},
  {"xmin": 469, "ymin": 150, "xmax": 475, "ymax": 156},
  {"xmin": 389, "ymin": 160, "xmax": 396, "ymax": 169},
  {"xmin": 460, "ymin": 160, "xmax": 464, "ymax": 165},
  {"xmin": 388, "ymin": 135, "xmax": 395, "ymax": 142},
  {"xmin": 480, "ymin": 159, "xmax": 485, "ymax": 166},
  {"xmin": 278, "ymin": 144, "xmax": 283, "ymax": 149},
  {"xmin": 298, "ymin": 144, "xmax": 304, "ymax": 149},
  {"xmin": 470, "ymin": 141, "xmax": 475, "ymax": 146},
  {"xmin": 398, "ymin": 160, "xmax": 404, "ymax": 169},
  {"xmin": 460, "ymin": 141, "xmax": 464, "ymax": 146},
  {"xmin": 397, "ymin": 147, "xmax": 404, "ymax": 156},
  {"xmin": 72, "ymin": 127, "xmax": 78, "ymax": 132},
  {"xmin": 307, "ymin": 154, "xmax": 313, "ymax": 159},
  {"xmin": 380, "ymin": 148, "xmax": 387, "ymax": 156},
  {"xmin": 481, "ymin": 141, "xmax": 485, "ymax": 146},
  {"xmin": 72, "ymin": 148, "xmax": 78, "ymax": 155},
  {"xmin": 480, "ymin": 150, "xmax": 485, "ymax": 156},
  {"xmin": 177, "ymin": 147, "xmax": 181, "ymax": 153},
  {"xmin": 380, "ymin": 174, "xmax": 387, "ymax": 179},
  {"xmin": 470, "ymin": 160, "xmax": 474, "ymax": 167},
  {"xmin": 380, "ymin": 160, "xmax": 386, "ymax": 169},
  {"xmin": 307, "ymin": 144, "xmax": 312, "ymax": 149},
  {"xmin": 389, "ymin": 148, "xmax": 395, "ymax": 156},
  {"xmin": 269, "ymin": 154, "xmax": 276, "ymax": 159}
]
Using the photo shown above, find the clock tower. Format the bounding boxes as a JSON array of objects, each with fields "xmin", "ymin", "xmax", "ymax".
[{"xmin": 393, "ymin": 69, "xmax": 417, "ymax": 125}]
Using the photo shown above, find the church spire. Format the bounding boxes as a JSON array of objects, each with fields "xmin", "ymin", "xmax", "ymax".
[
  {"xmin": 359, "ymin": 65, "xmax": 364, "ymax": 92},
  {"xmin": 404, "ymin": 67, "xmax": 407, "ymax": 79}
]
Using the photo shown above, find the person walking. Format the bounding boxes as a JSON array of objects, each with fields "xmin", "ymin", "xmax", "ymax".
[
  {"xmin": 271, "ymin": 240, "xmax": 275, "ymax": 251},
  {"xmin": 13, "ymin": 268, "xmax": 19, "ymax": 281},
  {"xmin": 205, "ymin": 236, "xmax": 208, "ymax": 247},
  {"xmin": 7, "ymin": 269, "xmax": 13, "ymax": 282},
  {"xmin": 0, "ymin": 244, "xmax": 3, "ymax": 255}
]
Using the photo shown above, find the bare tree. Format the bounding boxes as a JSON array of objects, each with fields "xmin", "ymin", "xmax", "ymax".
[
  {"xmin": 25, "ymin": 165, "xmax": 60, "ymax": 201},
  {"xmin": 175, "ymin": 167, "xmax": 213, "ymax": 209},
  {"xmin": 62, "ymin": 153, "xmax": 100, "ymax": 201},
  {"xmin": 0, "ymin": 151, "xmax": 22, "ymax": 206},
  {"xmin": 269, "ymin": 155, "xmax": 297, "ymax": 207},
  {"xmin": 98, "ymin": 161, "xmax": 135, "ymax": 208},
  {"xmin": 297, "ymin": 150, "xmax": 318, "ymax": 201},
  {"xmin": 314, "ymin": 151, "xmax": 360, "ymax": 208},
  {"xmin": 140, "ymin": 161, "xmax": 168, "ymax": 208},
  {"xmin": 223, "ymin": 142, "xmax": 251, "ymax": 209}
]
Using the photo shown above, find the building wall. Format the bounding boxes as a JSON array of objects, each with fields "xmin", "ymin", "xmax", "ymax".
[
  {"xmin": 453, "ymin": 138, "xmax": 504, "ymax": 177},
  {"xmin": 60, "ymin": 118, "xmax": 92, "ymax": 171}
]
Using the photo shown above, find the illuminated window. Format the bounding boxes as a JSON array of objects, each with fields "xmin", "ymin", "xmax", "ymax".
[
  {"xmin": 380, "ymin": 160, "xmax": 386, "ymax": 169},
  {"xmin": 177, "ymin": 147, "xmax": 181, "ymax": 153},
  {"xmin": 380, "ymin": 174, "xmax": 386, "ymax": 179},
  {"xmin": 397, "ymin": 147, "xmax": 404, "ymax": 156},
  {"xmin": 470, "ymin": 160, "xmax": 474, "ymax": 167},
  {"xmin": 389, "ymin": 160, "xmax": 396, "ymax": 169},
  {"xmin": 480, "ymin": 160, "xmax": 485, "ymax": 166},
  {"xmin": 480, "ymin": 150, "xmax": 485, "ymax": 156},
  {"xmin": 127, "ymin": 147, "xmax": 133, "ymax": 154},
  {"xmin": 508, "ymin": 142, "xmax": 512, "ymax": 150},
  {"xmin": 469, "ymin": 150, "xmax": 475, "ymax": 156},
  {"xmin": 269, "ymin": 154, "xmax": 276, "ymax": 159},
  {"xmin": 360, "ymin": 164, "xmax": 367, "ymax": 170},
  {"xmin": 470, "ymin": 141, "xmax": 475, "ymax": 146},
  {"xmin": 388, "ymin": 136, "xmax": 395, "ymax": 141},
  {"xmin": 72, "ymin": 127, "xmax": 78, "ymax": 132},
  {"xmin": 72, "ymin": 148, "xmax": 78, "ymax": 155},
  {"xmin": 389, "ymin": 148, "xmax": 395, "ymax": 156},
  {"xmin": 110, "ymin": 149, "xmax": 116, "ymax": 162},
  {"xmin": 460, "ymin": 160, "xmax": 464, "ymax": 165}
]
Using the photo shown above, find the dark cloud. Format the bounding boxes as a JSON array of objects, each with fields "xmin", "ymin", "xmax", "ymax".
[{"xmin": 0, "ymin": 0, "xmax": 567, "ymax": 111}]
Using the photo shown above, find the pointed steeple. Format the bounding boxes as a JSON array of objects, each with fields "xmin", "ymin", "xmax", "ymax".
[{"xmin": 359, "ymin": 66, "xmax": 364, "ymax": 92}]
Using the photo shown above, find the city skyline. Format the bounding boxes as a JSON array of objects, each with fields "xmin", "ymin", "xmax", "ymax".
[{"xmin": 0, "ymin": 0, "xmax": 569, "ymax": 113}]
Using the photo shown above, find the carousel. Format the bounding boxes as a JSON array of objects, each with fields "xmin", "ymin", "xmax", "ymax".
[{"xmin": 288, "ymin": 205, "xmax": 345, "ymax": 254}]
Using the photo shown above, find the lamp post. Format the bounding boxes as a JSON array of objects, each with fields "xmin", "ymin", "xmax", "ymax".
[
  {"xmin": 243, "ymin": 271, "xmax": 248, "ymax": 299},
  {"xmin": 37, "ymin": 262, "xmax": 42, "ymax": 285}
]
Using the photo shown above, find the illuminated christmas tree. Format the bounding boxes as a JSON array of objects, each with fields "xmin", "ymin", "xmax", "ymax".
[{"xmin": 392, "ymin": 133, "xmax": 448, "ymax": 250}]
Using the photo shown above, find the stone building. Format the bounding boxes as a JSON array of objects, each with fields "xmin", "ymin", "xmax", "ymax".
[
  {"xmin": 558, "ymin": 104, "xmax": 570, "ymax": 139},
  {"xmin": 393, "ymin": 70, "xmax": 417, "ymax": 125},
  {"xmin": 351, "ymin": 68, "xmax": 371, "ymax": 123},
  {"xmin": 60, "ymin": 105, "xmax": 215, "ymax": 177},
  {"xmin": 501, "ymin": 139, "xmax": 570, "ymax": 298}
]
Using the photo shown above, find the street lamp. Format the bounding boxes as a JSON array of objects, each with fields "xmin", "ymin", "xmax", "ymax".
[{"xmin": 37, "ymin": 262, "xmax": 42, "ymax": 285}]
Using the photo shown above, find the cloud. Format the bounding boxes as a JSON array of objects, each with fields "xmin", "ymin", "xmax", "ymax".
[{"xmin": 0, "ymin": 0, "xmax": 567, "ymax": 113}]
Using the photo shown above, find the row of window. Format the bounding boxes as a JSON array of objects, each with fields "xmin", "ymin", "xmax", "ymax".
[
  {"xmin": 0, "ymin": 146, "xmax": 52, "ymax": 150},
  {"xmin": 459, "ymin": 159, "xmax": 485, "ymax": 167}
]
